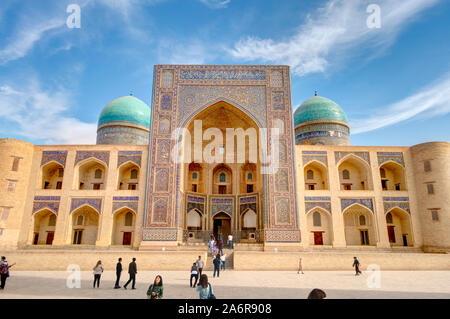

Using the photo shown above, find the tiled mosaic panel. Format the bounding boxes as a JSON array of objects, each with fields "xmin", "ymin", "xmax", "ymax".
[
  {"xmin": 158, "ymin": 115, "xmax": 171, "ymax": 134},
  {"xmin": 377, "ymin": 152, "xmax": 405, "ymax": 167},
  {"xmin": 160, "ymin": 93, "xmax": 172, "ymax": 111},
  {"xmin": 270, "ymin": 71, "xmax": 283, "ymax": 87},
  {"xmin": 152, "ymin": 197, "xmax": 169, "ymax": 223},
  {"xmin": 161, "ymin": 70, "xmax": 174, "ymax": 88},
  {"xmin": 74, "ymin": 151, "xmax": 110, "ymax": 166},
  {"xmin": 305, "ymin": 201, "xmax": 331, "ymax": 214},
  {"xmin": 41, "ymin": 151, "xmax": 68, "ymax": 167},
  {"xmin": 265, "ymin": 229, "xmax": 301, "ymax": 242},
  {"xmin": 335, "ymin": 151, "xmax": 370, "ymax": 165},
  {"xmin": 180, "ymin": 69, "xmax": 266, "ymax": 80},
  {"xmin": 383, "ymin": 197, "xmax": 410, "ymax": 214},
  {"xmin": 211, "ymin": 197, "xmax": 234, "ymax": 217},
  {"xmin": 275, "ymin": 198, "xmax": 290, "ymax": 224},
  {"xmin": 142, "ymin": 228, "xmax": 177, "ymax": 241},
  {"xmin": 340, "ymin": 198, "xmax": 374, "ymax": 213},
  {"xmin": 112, "ymin": 201, "xmax": 138, "ymax": 214},
  {"xmin": 70, "ymin": 198, "xmax": 102, "ymax": 213},
  {"xmin": 117, "ymin": 151, "xmax": 142, "ymax": 167},
  {"xmin": 32, "ymin": 201, "xmax": 60, "ymax": 215},
  {"xmin": 272, "ymin": 91, "xmax": 285, "ymax": 110},
  {"xmin": 155, "ymin": 168, "xmax": 170, "ymax": 192}
]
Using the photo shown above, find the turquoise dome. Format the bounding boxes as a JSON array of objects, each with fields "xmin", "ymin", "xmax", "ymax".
[
  {"xmin": 294, "ymin": 96, "xmax": 348, "ymax": 127},
  {"xmin": 98, "ymin": 96, "xmax": 150, "ymax": 129}
]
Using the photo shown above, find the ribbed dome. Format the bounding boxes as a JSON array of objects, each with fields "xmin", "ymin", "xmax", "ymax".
[
  {"xmin": 98, "ymin": 96, "xmax": 150, "ymax": 129},
  {"xmin": 294, "ymin": 96, "xmax": 348, "ymax": 127}
]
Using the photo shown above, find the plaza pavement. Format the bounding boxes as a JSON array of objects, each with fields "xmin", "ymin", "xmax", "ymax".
[{"xmin": 1, "ymin": 270, "xmax": 449, "ymax": 299}]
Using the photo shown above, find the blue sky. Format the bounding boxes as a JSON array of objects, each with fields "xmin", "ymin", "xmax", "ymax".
[{"xmin": 0, "ymin": 0, "xmax": 449, "ymax": 146}]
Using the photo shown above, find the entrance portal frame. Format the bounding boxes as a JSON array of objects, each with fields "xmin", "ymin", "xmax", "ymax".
[{"xmin": 142, "ymin": 65, "xmax": 300, "ymax": 245}]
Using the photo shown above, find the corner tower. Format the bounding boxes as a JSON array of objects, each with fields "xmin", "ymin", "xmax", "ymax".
[{"xmin": 294, "ymin": 94, "xmax": 350, "ymax": 145}]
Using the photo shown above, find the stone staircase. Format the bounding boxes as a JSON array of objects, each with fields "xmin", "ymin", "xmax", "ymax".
[{"xmin": 204, "ymin": 248, "xmax": 234, "ymax": 270}]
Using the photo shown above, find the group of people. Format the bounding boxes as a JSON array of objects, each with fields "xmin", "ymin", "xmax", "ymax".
[
  {"xmin": 0, "ymin": 252, "xmax": 363, "ymax": 299},
  {"xmin": 208, "ymin": 235, "xmax": 228, "ymax": 278}
]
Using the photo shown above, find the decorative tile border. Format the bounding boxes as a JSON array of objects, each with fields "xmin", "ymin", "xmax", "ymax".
[
  {"xmin": 112, "ymin": 201, "xmax": 138, "ymax": 214},
  {"xmin": 41, "ymin": 151, "xmax": 68, "ymax": 167},
  {"xmin": 340, "ymin": 198, "xmax": 374, "ymax": 213},
  {"xmin": 75, "ymin": 151, "xmax": 110, "ymax": 166},
  {"xmin": 34, "ymin": 196, "xmax": 61, "ymax": 201},
  {"xmin": 186, "ymin": 195, "xmax": 205, "ymax": 204},
  {"xmin": 383, "ymin": 197, "xmax": 410, "ymax": 214},
  {"xmin": 180, "ymin": 69, "xmax": 266, "ymax": 80},
  {"xmin": 304, "ymin": 196, "xmax": 331, "ymax": 201},
  {"xmin": 302, "ymin": 151, "xmax": 328, "ymax": 167},
  {"xmin": 112, "ymin": 196, "xmax": 139, "ymax": 201},
  {"xmin": 335, "ymin": 151, "xmax": 370, "ymax": 165},
  {"xmin": 377, "ymin": 152, "xmax": 405, "ymax": 167},
  {"xmin": 210, "ymin": 197, "xmax": 234, "ymax": 217},
  {"xmin": 264, "ymin": 229, "xmax": 301, "ymax": 243},
  {"xmin": 117, "ymin": 151, "xmax": 142, "ymax": 167},
  {"xmin": 32, "ymin": 202, "xmax": 60, "ymax": 215},
  {"xmin": 239, "ymin": 195, "xmax": 257, "ymax": 204},
  {"xmin": 142, "ymin": 228, "xmax": 178, "ymax": 241},
  {"xmin": 70, "ymin": 198, "xmax": 102, "ymax": 213}
]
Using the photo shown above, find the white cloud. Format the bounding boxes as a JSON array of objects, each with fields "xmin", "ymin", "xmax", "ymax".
[
  {"xmin": 157, "ymin": 39, "xmax": 215, "ymax": 64},
  {"xmin": 229, "ymin": 0, "xmax": 440, "ymax": 76},
  {"xmin": 350, "ymin": 73, "xmax": 450, "ymax": 134},
  {"xmin": 0, "ymin": 19, "xmax": 65, "ymax": 65},
  {"xmin": 0, "ymin": 80, "xmax": 97, "ymax": 144},
  {"xmin": 198, "ymin": 0, "xmax": 231, "ymax": 9}
]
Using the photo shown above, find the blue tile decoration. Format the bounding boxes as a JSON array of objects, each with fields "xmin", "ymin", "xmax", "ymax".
[
  {"xmin": 211, "ymin": 197, "xmax": 234, "ymax": 217},
  {"xmin": 142, "ymin": 228, "xmax": 178, "ymax": 241},
  {"xmin": 41, "ymin": 151, "xmax": 68, "ymax": 167},
  {"xmin": 377, "ymin": 152, "xmax": 405, "ymax": 167},
  {"xmin": 272, "ymin": 91, "xmax": 285, "ymax": 110},
  {"xmin": 180, "ymin": 69, "xmax": 266, "ymax": 80},
  {"xmin": 113, "ymin": 201, "xmax": 138, "ymax": 214},
  {"xmin": 304, "ymin": 197, "xmax": 331, "ymax": 214},
  {"xmin": 75, "ymin": 151, "xmax": 110, "ymax": 166},
  {"xmin": 113, "ymin": 196, "xmax": 139, "ymax": 201},
  {"xmin": 265, "ymin": 230, "xmax": 300, "ymax": 243},
  {"xmin": 34, "ymin": 196, "xmax": 61, "ymax": 201},
  {"xmin": 160, "ymin": 93, "xmax": 172, "ymax": 111},
  {"xmin": 239, "ymin": 196, "xmax": 257, "ymax": 204},
  {"xmin": 70, "ymin": 198, "xmax": 102, "ymax": 213},
  {"xmin": 32, "ymin": 201, "xmax": 60, "ymax": 215},
  {"xmin": 383, "ymin": 197, "xmax": 410, "ymax": 214},
  {"xmin": 340, "ymin": 198, "xmax": 374, "ymax": 213},
  {"xmin": 187, "ymin": 195, "xmax": 205, "ymax": 203},
  {"xmin": 117, "ymin": 151, "xmax": 142, "ymax": 167},
  {"xmin": 335, "ymin": 151, "xmax": 370, "ymax": 165},
  {"xmin": 302, "ymin": 151, "xmax": 328, "ymax": 167}
]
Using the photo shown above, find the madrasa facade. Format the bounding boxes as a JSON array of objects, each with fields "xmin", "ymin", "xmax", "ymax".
[{"xmin": 0, "ymin": 65, "xmax": 449, "ymax": 253}]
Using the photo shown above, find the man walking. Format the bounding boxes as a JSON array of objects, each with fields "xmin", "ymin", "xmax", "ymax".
[
  {"xmin": 228, "ymin": 233, "xmax": 233, "ymax": 249},
  {"xmin": 220, "ymin": 253, "xmax": 226, "ymax": 271},
  {"xmin": 196, "ymin": 256, "xmax": 204, "ymax": 276},
  {"xmin": 209, "ymin": 238, "xmax": 215, "ymax": 256},
  {"xmin": 124, "ymin": 257, "xmax": 137, "ymax": 289},
  {"xmin": 352, "ymin": 257, "xmax": 362, "ymax": 276},
  {"xmin": 213, "ymin": 254, "xmax": 221, "ymax": 278},
  {"xmin": 114, "ymin": 257, "xmax": 122, "ymax": 289}
]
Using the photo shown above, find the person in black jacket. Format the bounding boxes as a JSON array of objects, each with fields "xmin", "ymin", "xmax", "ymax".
[
  {"xmin": 124, "ymin": 258, "xmax": 137, "ymax": 289},
  {"xmin": 114, "ymin": 257, "xmax": 122, "ymax": 289},
  {"xmin": 352, "ymin": 257, "xmax": 362, "ymax": 276},
  {"xmin": 213, "ymin": 254, "xmax": 221, "ymax": 278}
]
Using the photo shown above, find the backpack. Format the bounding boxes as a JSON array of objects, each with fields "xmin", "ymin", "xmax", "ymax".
[
  {"xmin": 208, "ymin": 284, "xmax": 216, "ymax": 299},
  {"xmin": 0, "ymin": 263, "xmax": 8, "ymax": 275}
]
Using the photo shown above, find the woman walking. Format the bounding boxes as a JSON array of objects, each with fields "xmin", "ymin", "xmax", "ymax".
[
  {"xmin": 147, "ymin": 275, "xmax": 164, "ymax": 299},
  {"xmin": 190, "ymin": 262, "xmax": 199, "ymax": 288},
  {"xmin": 196, "ymin": 274, "xmax": 215, "ymax": 299},
  {"xmin": 92, "ymin": 260, "xmax": 104, "ymax": 288}
]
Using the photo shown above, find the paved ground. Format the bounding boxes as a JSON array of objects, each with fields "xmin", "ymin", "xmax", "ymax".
[{"xmin": 1, "ymin": 270, "xmax": 449, "ymax": 299}]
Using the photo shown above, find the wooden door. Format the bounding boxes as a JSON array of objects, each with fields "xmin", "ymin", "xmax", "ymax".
[
  {"xmin": 33, "ymin": 232, "xmax": 39, "ymax": 245},
  {"xmin": 313, "ymin": 232, "xmax": 323, "ymax": 245},
  {"xmin": 46, "ymin": 232, "xmax": 55, "ymax": 245},
  {"xmin": 123, "ymin": 232, "xmax": 132, "ymax": 245},
  {"xmin": 387, "ymin": 226, "xmax": 396, "ymax": 243}
]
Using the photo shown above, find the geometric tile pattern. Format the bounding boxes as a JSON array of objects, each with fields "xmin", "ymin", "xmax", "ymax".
[
  {"xmin": 335, "ymin": 151, "xmax": 370, "ymax": 165},
  {"xmin": 70, "ymin": 198, "xmax": 102, "ymax": 213},
  {"xmin": 383, "ymin": 197, "xmax": 410, "ymax": 214},
  {"xmin": 117, "ymin": 151, "xmax": 142, "ymax": 167},
  {"xmin": 340, "ymin": 198, "xmax": 374, "ymax": 213},
  {"xmin": 74, "ymin": 151, "xmax": 110, "ymax": 166},
  {"xmin": 377, "ymin": 152, "xmax": 405, "ymax": 167},
  {"xmin": 41, "ymin": 151, "xmax": 68, "ymax": 167}
]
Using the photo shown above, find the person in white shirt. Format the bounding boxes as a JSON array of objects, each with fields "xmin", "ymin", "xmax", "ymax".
[
  {"xmin": 220, "ymin": 254, "xmax": 226, "ymax": 271},
  {"xmin": 196, "ymin": 256, "xmax": 204, "ymax": 276},
  {"xmin": 227, "ymin": 234, "xmax": 233, "ymax": 249},
  {"xmin": 93, "ymin": 260, "xmax": 104, "ymax": 288}
]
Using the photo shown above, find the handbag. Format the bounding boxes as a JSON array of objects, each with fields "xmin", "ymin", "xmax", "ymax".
[{"xmin": 208, "ymin": 284, "xmax": 216, "ymax": 299}]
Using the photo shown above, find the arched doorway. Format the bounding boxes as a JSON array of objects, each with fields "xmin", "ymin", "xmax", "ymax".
[
  {"xmin": 32, "ymin": 209, "xmax": 57, "ymax": 245},
  {"xmin": 379, "ymin": 162, "xmax": 407, "ymax": 191},
  {"xmin": 213, "ymin": 212, "xmax": 231, "ymax": 241},
  {"xmin": 117, "ymin": 162, "xmax": 140, "ymax": 190},
  {"xmin": 306, "ymin": 208, "xmax": 333, "ymax": 245},
  {"xmin": 343, "ymin": 204, "xmax": 376, "ymax": 246},
  {"xmin": 112, "ymin": 208, "xmax": 136, "ymax": 246},
  {"xmin": 40, "ymin": 162, "xmax": 64, "ymax": 189},
  {"xmin": 338, "ymin": 155, "xmax": 372, "ymax": 190},
  {"xmin": 304, "ymin": 161, "xmax": 328, "ymax": 190},
  {"xmin": 71, "ymin": 205, "xmax": 100, "ymax": 245},
  {"xmin": 386, "ymin": 208, "xmax": 413, "ymax": 246}
]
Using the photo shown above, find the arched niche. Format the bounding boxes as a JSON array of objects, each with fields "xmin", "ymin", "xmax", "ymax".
[
  {"xmin": 186, "ymin": 209, "xmax": 202, "ymax": 230},
  {"xmin": 32, "ymin": 209, "xmax": 57, "ymax": 245},
  {"xmin": 213, "ymin": 164, "xmax": 233, "ymax": 194},
  {"xmin": 71, "ymin": 205, "xmax": 100, "ymax": 245},
  {"xmin": 306, "ymin": 208, "xmax": 333, "ymax": 245},
  {"xmin": 240, "ymin": 162, "xmax": 257, "ymax": 194},
  {"xmin": 385, "ymin": 208, "xmax": 413, "ymax": 247},
  {"xmin": 41, "ymin": 161, "xmax": 64, "ymax": 190},
  {"xmin": 380, "ymin": 161, "xmax": 407, "ymax": 191},
  {"xmin": 304, "ymin": 161, "xmax": 328, "ymax": 190},
  {"xmin": 74, "ymin": 158, "xmax": 107, "ymax": 190},
  {"xmin": 343, "ymin": 204, "xmax": 376, "ymax": 246},
  {"xmin": 118, "ymin": 161, "xmax": 140, "ymax": 190},
  {"xmin": 338, "ymin": 156, "xmax": 372, "ymax": 190},
  {"xmin": 112, "ymin": 208, "xmax": 136, "ymax": 245}
]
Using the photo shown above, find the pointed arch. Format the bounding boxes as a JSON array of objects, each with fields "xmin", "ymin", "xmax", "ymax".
[
  {"xmin": 304, "ymin": 160, "xmax": 329, "ymax": 190},
  {"xmin": 338, "ymin": 154, "xmax": 372, "ymax": 190}
]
